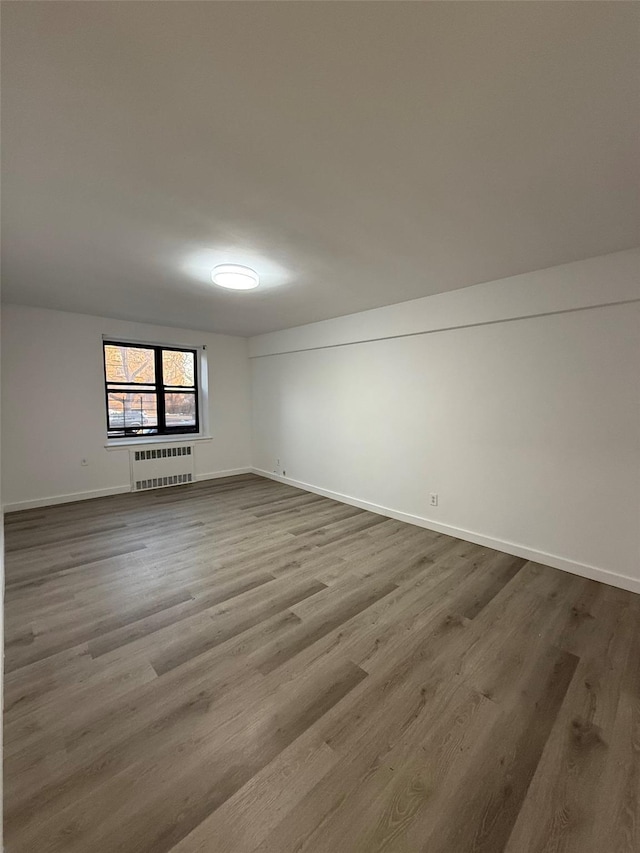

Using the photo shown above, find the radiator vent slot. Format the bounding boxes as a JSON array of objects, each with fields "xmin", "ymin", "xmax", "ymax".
[
  {"xmin": 130, "ymin": 444, "xmax": 195, "ymax": 492},
  {"xmin": 134, "ymin": 446, "xmax": 192, "ymax": 462},
  {"xmin": 135, "ymin": 473, "xmax": 193, "ymax": 491}
]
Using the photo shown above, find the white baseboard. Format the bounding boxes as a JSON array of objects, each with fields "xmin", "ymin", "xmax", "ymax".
[
  {"xmin": 6, "ymin": 467, "xmax": 637, "ymax": 595},
  {"xmin": 252, "ymin": 468, "xmax": 640, "ymax": 596},
  {"xmin": 2, "ymin": 485, "xmax": 132, "ymax": 513},
  {"xmin": 3, "ymin": 468, "xmax": 254, "ymax": 513}
]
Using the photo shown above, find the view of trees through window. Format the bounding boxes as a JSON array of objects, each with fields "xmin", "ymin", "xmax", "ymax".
[{"xmin": 104, "ymin": 342, "xmax": 199, "ymax": 437}]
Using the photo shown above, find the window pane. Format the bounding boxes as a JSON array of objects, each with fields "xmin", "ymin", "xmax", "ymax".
[
  {"xmin": 108, "ymin": 392, "xmax": 158, "ymax": 432},
  {"xmin": 164, "ymin": 392, "xmax": 196, "ymax": 429},
  {"xmin": 105, "ymin": 345, "xmax": 155, "ymax": 384},
  {"xmin": 162, "ymin": 350, "xmax": 195, "ymax": 387}
]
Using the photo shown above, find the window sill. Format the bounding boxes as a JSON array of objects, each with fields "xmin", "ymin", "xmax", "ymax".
[{"xmin": 105, "ymin": 435, "xmax": 212, "ymax": 450}]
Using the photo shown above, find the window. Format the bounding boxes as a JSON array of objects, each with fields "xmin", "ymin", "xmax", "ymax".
[{"xmin": 103, "ymin": 341, "xmax": 199, "ymax": 438}]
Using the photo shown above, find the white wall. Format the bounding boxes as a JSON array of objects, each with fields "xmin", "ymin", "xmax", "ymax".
[
  {"xmin": 0, "ymin": 297, "xmax": 4, "ymax": 850},
  {"xmin": 1, "ymin": 305, "xmax": 252, "ymax": 509},
  {"xmin": 251, "ymin": 250, "xmax": 640, "ymax": 593}
]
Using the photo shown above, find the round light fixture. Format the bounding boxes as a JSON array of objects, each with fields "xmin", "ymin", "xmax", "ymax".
[{"xmin": 211, "ymin": 264, "xmax": 259, "ymax": 290}]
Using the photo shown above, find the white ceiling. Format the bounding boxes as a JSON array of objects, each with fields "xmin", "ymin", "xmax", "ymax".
[{"xmin": 2, "ymin": 2, "xmax": 638, "ymax": 337}]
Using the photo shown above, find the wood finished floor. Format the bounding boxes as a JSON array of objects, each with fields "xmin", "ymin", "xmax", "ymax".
[{"xmin": 3, "ymin": 474, "xmax": 639, "ymax": 853}]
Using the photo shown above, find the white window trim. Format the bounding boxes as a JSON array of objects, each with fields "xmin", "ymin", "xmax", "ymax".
[{"xmin": 105, "ymin": 434, "xmax": 212, "ymax": 450}]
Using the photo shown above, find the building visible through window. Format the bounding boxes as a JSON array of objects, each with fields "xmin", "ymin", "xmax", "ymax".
[{"xmin": 103, "ymin": 341, "xmax": 199, "ymax": 438}]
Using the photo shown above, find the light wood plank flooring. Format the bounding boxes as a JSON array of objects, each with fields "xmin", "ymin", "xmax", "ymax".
[{"xmin": 4, "ymin": 474, "xmax": 639, "ymax": 852}]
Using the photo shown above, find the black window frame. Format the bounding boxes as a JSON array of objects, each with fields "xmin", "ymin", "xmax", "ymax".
[{"xmin": 103, "ymin": 340, "xmax": 200, "ymax": 439}]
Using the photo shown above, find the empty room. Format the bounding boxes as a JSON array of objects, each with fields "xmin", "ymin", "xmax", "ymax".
[{"xmin": 1, "ymin": 1, "xmax": 639, "ymax": 851}]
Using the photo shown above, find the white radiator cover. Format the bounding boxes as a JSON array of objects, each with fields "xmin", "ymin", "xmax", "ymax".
[{"xmin": 129, "ymin": 444, "xmax": 195, "ymax": 491}]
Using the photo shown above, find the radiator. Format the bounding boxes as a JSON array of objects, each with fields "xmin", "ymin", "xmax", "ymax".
[{"xmin": 129, "ymin": 444, "xmax": 195, "ymax": 492}]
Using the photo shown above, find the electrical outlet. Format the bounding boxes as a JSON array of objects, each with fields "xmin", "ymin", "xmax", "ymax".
[
  {"xmin": 81, "ymin": 458, "xmax": 89, "ymax": 467},
  {"xmin": 429, "ymin": 493, "xmax": 438, "ymax": 507}
]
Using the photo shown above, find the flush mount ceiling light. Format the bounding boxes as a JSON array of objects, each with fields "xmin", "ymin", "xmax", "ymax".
[{"xmin": 211, "ymin": 264, "xmax": 260, "ymax": 290}]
